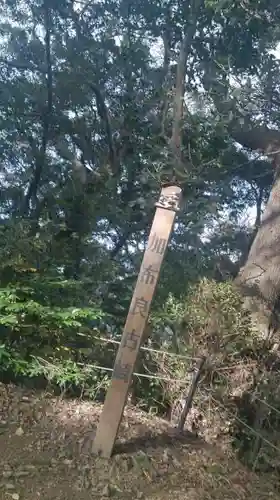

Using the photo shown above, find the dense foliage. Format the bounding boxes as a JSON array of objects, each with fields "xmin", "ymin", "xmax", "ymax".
[{"xmin": 1, "ymin": 0, "xmax": 280, "ymax": 472}]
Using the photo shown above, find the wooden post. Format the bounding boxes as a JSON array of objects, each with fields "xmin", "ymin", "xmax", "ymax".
[
  {"xmin": 177, "ymin": 357, "xmax": 206, "ymax": 433},
  {"xmin": 92, "ymin": 184, "xmax": 182, "ymax": 458}
]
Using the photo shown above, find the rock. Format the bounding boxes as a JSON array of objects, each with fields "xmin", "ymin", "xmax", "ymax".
[
  {"xmin": 115, "ymin": 455, "xmax": 133, "ymax": 472},
  {"xmin": 14, "ymin": 470, "xmax": 31, "ymax": 477},
  {"xmin": 2, "ymin": 471, "xmax": 13, "ymax": 478},
  {"xmin": 24, "ymin": 465, "xmax": 36, "ymax": 470},
  {"xmin": 155, "ymin": 465, "xmax": 168, "ymax": 477},
  {"xmin": 101, "ymin": 484, "xmax": 111, "ymax": 497},
  {"xmin": 162, "ymin": 448, "xmax": 172, "ymax": 464},
  {"xmin": 122, "ymin": 457, "xmax": 133, "ymax": 472},
  {"xmin": 15, "ymin": 427, "xmax": 24, "ymax": 437},
  {"xmin": 137, "ymin": 492, "xmax": 144, "ymax": 499},
  {"xmin": 172, "ymin": 456, "xmax": 181, "ymax": 468},
  {"xmin": 11, "ymin": 494, "xmax": 20, "ymax": 500},
  {"xmin": 63, "ymin": 459, "xmax": 73, "ymax": 466},
  {"xmin": 5, "ymin": 483, "xmax": 16, "ymax": 490}
]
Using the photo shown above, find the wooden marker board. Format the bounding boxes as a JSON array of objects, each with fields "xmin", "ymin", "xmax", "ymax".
[{"xmin": 92, "ymin": 184, "xmax": 182, "ymax": 458}]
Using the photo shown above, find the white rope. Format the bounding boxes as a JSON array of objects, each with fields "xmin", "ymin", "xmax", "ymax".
[
  {"xmin": 92, "ymin": 335, "xmax": 199, "ymax": 361},
  {"xmin": 77, "ymin": 361, "xmax": 190, "ymax": 385},
  {"xmin": 209, "ymin": 393, "xmax": 280, "ymax": 455}
]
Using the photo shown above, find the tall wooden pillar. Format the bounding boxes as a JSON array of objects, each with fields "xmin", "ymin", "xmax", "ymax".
[{"xmin": 92, "ymin": 184, "xmax": 182, "ymax": 457}]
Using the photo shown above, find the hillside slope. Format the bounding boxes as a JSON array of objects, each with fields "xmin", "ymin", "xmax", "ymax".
[{"xmin": 0, "ymin": 383, "xmax": 278, "ymax": 500}]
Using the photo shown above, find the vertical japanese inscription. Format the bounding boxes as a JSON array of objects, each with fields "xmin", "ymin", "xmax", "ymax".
[
  {"xmin": 112, "ymin": 359, "xmax": 132, "ymax": 382},
  {"xmin": 140, "ymin": 265, "xmax": 159, "ymax": 286},
  {"xmin": 149, "ymin": 233, "xmax": 167, "ymax": 255},
  {"xmin": 122, "ymin": 329, "xmax": 140, "ymax": 351},
  {"xmin": 130, "ymin": 296, "xmax": 149, "ymax": 317},
  {"xmin": 112, "ymin": 329, "xmax": 141, "ymax": 381}
]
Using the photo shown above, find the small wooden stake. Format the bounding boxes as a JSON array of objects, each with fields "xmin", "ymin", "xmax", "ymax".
[
  {"xmin": 92, "ymin": 184, "xmax": 182, "ymax": 458},
  {"xmin": 177, "ymin": 357, "xmax": 206, "ymax": 433}
]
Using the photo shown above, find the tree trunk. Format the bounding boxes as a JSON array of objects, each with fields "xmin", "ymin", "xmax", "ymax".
[
  {"xmin": 203, "ymin": 63, "xmax": 280, "ymax": 336},
  {"xmin": 235, "ymin": 169, "xmax": 280, "ymax": 336}
]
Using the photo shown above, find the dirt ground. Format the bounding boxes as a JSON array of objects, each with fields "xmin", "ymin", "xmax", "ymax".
[{"xmin": 0, "ymin": 382, "xmax": 279, "ymax": 500}]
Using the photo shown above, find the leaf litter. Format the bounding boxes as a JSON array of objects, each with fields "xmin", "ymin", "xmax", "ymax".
[{"xmin": 0, "ymin": 382, "xmax": 279, "ymax": 500}]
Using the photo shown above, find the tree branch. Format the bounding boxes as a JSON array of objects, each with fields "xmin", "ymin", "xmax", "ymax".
[
  {"xmin": 0, "ymin": 56, "xmax": 44, "ymax": 73},
  {"xmin": 202, "ymin": 63, "xmax": 280, "ymax": 155},
  {"xmin": 89, "ymin": 83, "xmax": 118, "ymax": 176},
  {"xmin": 109, "ymin": 216, "xmax": 150, "ymax": 260},
  {"xmin": 22, "ymin": 2, "xmax": 53, "ymax": 215},
  {"xmin": 160, "ymin": 30, "xmax": 172, "ymax": 136},
  {"xmin": 170, "ymin": 0, "xmax": 204, "ymax": 165}
]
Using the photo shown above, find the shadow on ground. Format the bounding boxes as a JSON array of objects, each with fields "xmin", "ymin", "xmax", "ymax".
[{"xmin": 114, "ymin": 428, "xmax": 205, "ymax": 455}]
